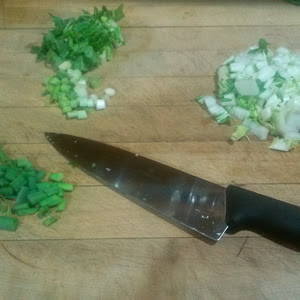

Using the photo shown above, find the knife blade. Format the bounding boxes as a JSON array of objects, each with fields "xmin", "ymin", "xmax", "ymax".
[{"xmin": 45, "ymin": 132, "xmax": 300, "ymax": 247}]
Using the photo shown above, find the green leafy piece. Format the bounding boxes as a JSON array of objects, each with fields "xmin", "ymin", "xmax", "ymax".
[
  {"xmin": 111, "ymin": 4, "xmax": 125, "ymax": 22},
  {"xmin": 16, "ymin": 186, "xmax": 30, "ymax": 205},
  {"xmin": 31, "ymin": 5, "xmax": 125, "ymax": 72},
  {"xmin": 10, "ymin": 176, "xmax": 26, "ymax": 193},
  {"xmin": 40, "ymin": 195, "xmax": 63, "ymax": 207},
  {"xmin": 17, "ymin": 207, "xmax": 39, "ymax": 216},
  {"xmin": 57, "ymin": 182, "xmax": 73, "ymax": 192},
  {"xmin": 49, "ymin": 76, "xmax": 61, "ymax": 85},
  {"xmin": 60, "ymin": 84, "xmax": 71, "ymax": 93},
  {"xmin": 37, "ymin": 206, "xmax": 51, "ymax": 219},
  {"xmin": 43, "ymin": 185, "xmax": 60, "ymax": 196},
  {"xmin": 62, "ymin": 106, "xmax": 72, "ymax": 114},
  {"xmin": 0, "ymin": 216, "xmax": 19, "ymax": 231},
  {"xmin": 0, "ymin": 145, "xmax": 9, "ymax": 163},
  {"xmin": 0, "ymin": 195, "xmax": 9, "ymax": 214},
  {"xmin": 88, "ymin": 76, "xmax": 101, "ymax": 88},
  {"xmin": 28, "ymin": 176, "xmax": 37, "ymax": 189},
  {"xmin": 58, "ymin": 190, "xmax": 64, "ymax": 198},
  {"xmin": 5, "ymin": 169, "xmax": 20, "ymax": 181},
  {"xmin": 36, "ymin": 182, "xmax": 52, "ymax": 191},
  {"xmin": 286, "ymin": 0, "xmax": 300, "ymax": 5},
  {"xmin": 273, "ymin": 72, "xmax": 286, "ymax": 88},
  {"xmin": 256, "ymin": 79, "xmax": 266, "ymax": 93},
  {"xmin": 258, "ymin": 38, "xmax": 269, "ymax": 54},
  {"xmin": 17, "ymin": 158, "xmax": 33, "ymax": 169},
  {"xmin": 0, "ymin": 178, "xmax": 9, "ymax": 187},
  {"xmin": 36, "ymin": 170, "xmax": 47, "ymax": 181},
  {"xmin": 0, "ymin": 187, "xmax": 14, "ymax": 197},
  {"xmin": 49, "ymin": 172, "xmax": 64, "ymax": 182},
  {"xmin": 28, "ymin": 191, "xmax": 48, "ymax": 206},
  {"xmin": 13, "ymin": 203, "xmax": 30, "ymax": 211},
  {"xmin": 43, "ymin": 216, "xmax": 58, "ymax": 227},
  {"xmin": 56, "ymin": 200, "xmax": 66, "ymax": 212},
  {"xmin": 248, "ymin": 38, "xmax": 269, "ymax": 55}
]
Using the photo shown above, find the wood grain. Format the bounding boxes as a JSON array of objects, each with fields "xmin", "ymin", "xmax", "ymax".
[
  {"xmin": 0, "ymin": 106, "xmax": 234, "ymax": 143},
  {"xmin": 0, "ymin": 76, "xmax": 214, "ymax": 107},
  {"xmin": 4, "ymin": 0, "xmax": 300, "ymax": 28},
  {"xmin": 1, "ymin": 238, "xmax": 299, "ymax": 299},
  {"xmin": 1, "ymin": 0, "xmax": 300, "ymax": 298}
]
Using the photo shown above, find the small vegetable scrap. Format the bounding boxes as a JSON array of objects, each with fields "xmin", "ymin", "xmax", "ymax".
[
  {"xmin": 196, "ymin": 38, "xmax": 300, "ymax": 151},
  {"xmin": 31, "ymin": 5, "xmax": 124, "ymax": 118},
  {"xmin": 0, "ymin": 145, "xmax": 74, "ymax": 231}
]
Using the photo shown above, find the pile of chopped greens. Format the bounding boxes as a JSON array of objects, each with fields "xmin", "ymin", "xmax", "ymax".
[
  {"xmin": 31, "ymin": 5, "xmax": 124, "ymax": 118},
  {"xmin": 32, "ymin": 5, "xmax": 125, "ymax": 72},
  {"xmin": 196, "ymin": 39, "xmax": 300, "ymax": 152},
  {"xmin": 0, "ymin": 145, "xmax": 74, "ymax": 231}
]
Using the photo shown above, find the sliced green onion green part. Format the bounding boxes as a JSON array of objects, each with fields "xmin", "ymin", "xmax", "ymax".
[
  {"xmin": 43, "ymin": 216, "xmax": 58, "ymax": 227},
  {"xmin": 49, "ymin": 172, "xmax": 64, "ymax": 182},
  {"xmin": 0, "ymin": 216, "xmax": 19, "ymax": 231},
  {"xmin": 17, "ymin": 207, "xmax": 39, "ymax": 216}
]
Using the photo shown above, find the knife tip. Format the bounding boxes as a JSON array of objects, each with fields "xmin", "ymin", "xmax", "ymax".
[
  {"xmin": 44, "ymin": 132, "xmax": 58, "ymax": 142},
  {"xmin": 44, "ymin": 132, "xmax": 56, "ymax": 137}
]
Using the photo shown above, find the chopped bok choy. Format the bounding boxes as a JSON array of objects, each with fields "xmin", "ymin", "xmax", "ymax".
[{"xmin": 196, "ymin": 39, "xmax": 300, "ymax": 151}]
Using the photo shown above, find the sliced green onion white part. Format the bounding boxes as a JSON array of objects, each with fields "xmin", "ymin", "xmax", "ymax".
[
  {"xmin": 42, "ymin": 61, "xmax": 117, "ymax": 119},
  {"xmin": 104, "ymin": 88, "xmax": 116, "ymax": 97},
  {"xmin": 196, "ymin": 38, "xmax": 300, "ymax": 151},
  {"xmin": 96, "ymin": 99, "xmax": 106, "ymax": 110}
]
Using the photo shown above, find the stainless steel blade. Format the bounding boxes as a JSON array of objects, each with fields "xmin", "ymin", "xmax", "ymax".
[{"xmin": 45, "ymin": 132, "xmax": 228, "ymax": 241}]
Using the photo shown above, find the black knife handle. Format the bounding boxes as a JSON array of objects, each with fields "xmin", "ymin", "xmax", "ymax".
[{"xmin": 225, "ymin": 185, "xmax": 300, "ymax": 248}]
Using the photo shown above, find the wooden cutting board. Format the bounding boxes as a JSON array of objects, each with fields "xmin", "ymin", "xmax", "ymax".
[{"xmin": 0, "ymin": 0, "xmax": 299, "ymax": 298}]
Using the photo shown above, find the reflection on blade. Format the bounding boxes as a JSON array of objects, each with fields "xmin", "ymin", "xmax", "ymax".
[{"xmin": 45, "ymin": 133, "xmax": 228, "ymax": 241}]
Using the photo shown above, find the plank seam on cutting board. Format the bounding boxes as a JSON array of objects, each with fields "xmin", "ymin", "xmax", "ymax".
[
  {"xmin": 3, "ymin": 24, "xmax": 300, "ymax": 30},
  {"xmin": 0, "ymin": 236, "xmax": 253, "ymax": 243}
]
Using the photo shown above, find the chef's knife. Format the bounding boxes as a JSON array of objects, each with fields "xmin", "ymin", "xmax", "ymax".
[{"xmin": 45, "ymin": 133, "xmax": 300, "ymax": 247}]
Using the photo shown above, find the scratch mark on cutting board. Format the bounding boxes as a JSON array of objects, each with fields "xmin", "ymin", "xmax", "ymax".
[
  {"xmin": 1, "ymin": 243, "xmax": 35, "ymax": 269},
  {"xmin": 236, "ymin": 236, "xmax": 248, "ymax": 257}
]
